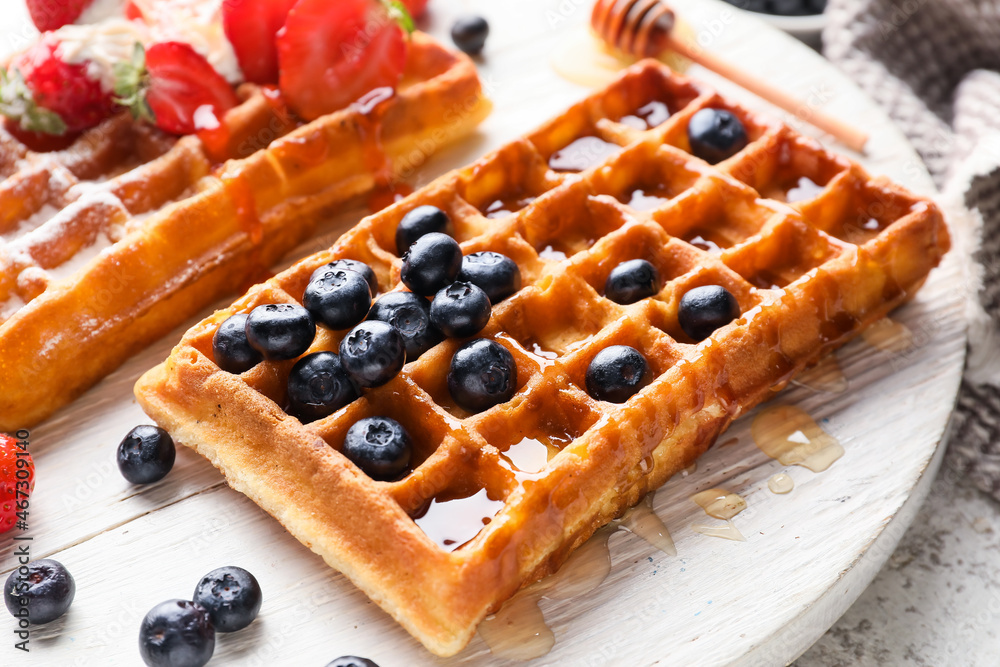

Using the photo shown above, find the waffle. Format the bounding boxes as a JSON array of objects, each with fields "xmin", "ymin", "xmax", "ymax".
[
  {"xmin": 135, "ymin": 60, "xmax": 949, "ymax": 656},
  {"xmin": 0, "ymin": 32, "xmax": 489, "ymax": 430}
]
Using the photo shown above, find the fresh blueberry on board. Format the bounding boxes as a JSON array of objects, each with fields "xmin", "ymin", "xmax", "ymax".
[
  {"xmin": 605, "ymin": 259, "xmax": 661, "ymax": 304},
  {"xmin": 585, "ymin": 345, "xmax": 650, "ymax": 403},
  {"xmin": 138, "ymin": 599, "xmax": 215, "ymax": 667},
  {"xmin": 339, "ymin": 320, "xmax": 406, "ymax": 388},
  {"xmin": 326, "ymin": 657, "xmax": 380, "ymax": 667},
  {"xmin": 450, "ymin": 15, "xmax": 490, "ymax": 56},
  {"xmin": 245, "ymin": 303, "xmax": 316, "ymax": 361},
  {"xmin": 448, "ymin": 338, "xmax": 518, "ymax": 412},
  {"xmin": 400, "ymin": 232, "xmax": 463, "ymax": 297},
  {"xmin": 678, "ymin": 285, "xmax": 741, "ymax": 341},
  {"xmin": 430, "ymin": 282, "xmax": 492, "ymax": 338},
  {"xmin": 687, "ymin": 108, "xmax": 748, "ymax": 164},
  {"xmin": 3, "ymin": 559, "xmax": 75, "ymax": 625},
  {"xmin": 212, "ymin": 313, "xmax": 263, "ymax": 374},
  {"xmin": 368, "ymin": 291, "xmax": 443, "ymax": 361},
  {"xmin": 303, "ymin": 268, "xmax": 372, "ymax": 330},
  {"xmin": 117, "ymin": 425, "xmax": 176, "ymax": 485},
  {"xmin": 395, "ymin": 205, "xmax": 451, "ymax": 256},
  {"xmin": 287, "ymin": 352, "xmax": 360, "ymax": 423},
  {"xmin": 192, "ymin": 566, "xmax": 262, "ymax": 633},
  {"xmin": 310, "ymin": 259, "xmax": 379, "ymax": 296},
  {"xmin": 724, "ymin": 0, "xmax": 827, "ymax": 16},
  {"xmin": 457, "ymin": 251, "xmax": 521, "ymax": 303},
  {"xmin": 342, "ymin": 417, "xmax": 413, "ymax": 480}
]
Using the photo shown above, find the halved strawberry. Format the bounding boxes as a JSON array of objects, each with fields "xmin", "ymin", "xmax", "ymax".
[
  {"xmin": 222, "ymin": 0, "xmax": 298, "ymax": 85},
  {"xmin": 277, "ymin": 0, "xmax": 411, "ymax": 121},
  {"xmin": 26, "ymin": 0, "xmax": 93, "ymax": 31},
  {"xmin": 116, "ymin": 42, "xmax": 239, "ymax": 136}
]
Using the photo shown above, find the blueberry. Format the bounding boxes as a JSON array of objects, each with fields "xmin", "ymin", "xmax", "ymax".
[
  {"xmin": 448, "ymin": 338, "xmax": 517, "ymax": 412},
  {"xmin": 287, "ymin": 352, "xmax": 359, "ymax": 423},
  {"xmin": 117, "ymin": 425, "xmax": 176, "ymax": 485},
  {"xmin": 192, "ymin": 566, "xmax": 262, "ymax": 633},
  {"xmin": 430, "ymin": 282, "xmax": 492, "ymax": 338},
  {"xmin": 585, "ymin": 345, "xmax": 650, "ymax": 403},
  {"xmin": 212, "ymin": 314, "xmax": 262, "ymax": 374},
  {"xmin": 138, "ymin": 600, "xmax": 215, "ymax": 667},
  {"xmin": 457, "ymin": 251, "xmax": 521, "ymax": 303},
  {"xmin": 3, "ymin": 559, "xmax": 75, "ymax": 625},
  {"xmin": 326, "ymin": 657, "xmax": 379, "ymax": 667},
  {"xmin": 310, "ymin": 259, "xmax": 379, "ymax": 296},
  {"xmin": 400, "ymin": 232, "xmax": 463, "ymax": 297},
  {"xmin": 303, "ymin": 269, "xmax": 372, "ymax": 330},
  {"xmin": 605, "ymin": 259, "xmax": 660, "ymax": 304},
  {"xmin": 338, "ymin": 320, "xmax": 406, "ymax": 388},
  {"xmin": 678, "ymin": 285, "xmax": 741, "ymax": 341},
  {"xmin": 342, "ymin": 417, "xmax": 412, "ymax": 480},
  {"xmin": 245, "ymin": 303, "xmax": 316, "ymax": 361},
  {"xmin": 687, "ymin": 108, "xmax": 748, "ymax": 164},
  {"xmin": 451, "ymin": 15, "xmax": 489, "ymax": 56},
  {"xmin": 368, "ymin": 291, "xmax": 442, "ymax": 360},
  {"xmin": 395, "ymin": 205, "xmax": 451, "ymax": 256}
]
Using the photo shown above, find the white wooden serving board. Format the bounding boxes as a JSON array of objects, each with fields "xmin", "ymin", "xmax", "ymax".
[{"xmin": 0, "ymin": 1, "xmax": 967, "ymax": 665}]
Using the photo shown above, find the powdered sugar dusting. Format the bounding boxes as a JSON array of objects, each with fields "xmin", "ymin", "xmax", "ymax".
[
  {"xmin": 0, "ymin": 294, "xmax": 25, "ymax": 323},
  {"xmin": 1, "ymin": 204, "xmax": 59, "ymax": 244},
  {"xmin": 46, "ymin": 229, "xmax": 115, "ymax": 283}
]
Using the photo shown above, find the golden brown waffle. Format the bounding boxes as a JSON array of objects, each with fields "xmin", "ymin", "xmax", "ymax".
[
  {"xmin": 0, "ymin": 32, "xmax": 489, "ymax": 430},
  {"xmin": 135, "ymin": 60, "xmax": 949, "ymax": 656}
]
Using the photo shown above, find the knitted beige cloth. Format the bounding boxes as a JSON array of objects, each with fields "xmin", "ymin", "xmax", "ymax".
[{"xmin": 824, "ymin": 0, "xmax": 1000, "ymax": 498}]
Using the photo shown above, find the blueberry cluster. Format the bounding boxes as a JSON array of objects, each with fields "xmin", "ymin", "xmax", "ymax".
[
  {"xmin": 722, "ymin": 0, "xmax": 826, "ymax": 16},
  {"xmin": 209, "ymin": 205, "xmax": 525, "ymax": 479},
  {"xmin": 585, "ymin": 256, "xmax": 742, "ymax": 402},
  {"xmin": 139, "ymin": 566, "xmax": 262, "ymax": 667}
]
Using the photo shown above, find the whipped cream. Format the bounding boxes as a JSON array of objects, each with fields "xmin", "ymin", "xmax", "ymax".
[
  {"xmin": 76, "ymin": 0, "xmax": 130, "ymax": 24},
  {"xmin": 54, "ymin": 19, "xmax": 149, "ymax": 92},
  {"xmin": 61, "ymin": 0, "xmax": 244, "ymax": 88},
  {"xmin": 132, "ymin": 0, "xmax": 243, "ymax": 84}
]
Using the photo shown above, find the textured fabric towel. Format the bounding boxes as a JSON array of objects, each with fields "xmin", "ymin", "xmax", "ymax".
[{"xmin": 824, "ymin": 0, "xmax": 1000, "ymax": 498}]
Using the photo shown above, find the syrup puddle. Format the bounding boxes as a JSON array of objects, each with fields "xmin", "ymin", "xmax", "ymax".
[
  {"xmin": 412, "ymin": 489, "xmax": 504, "ymax": 552},
  {"xmin": 479, "ymin": 493, "xmax": 675, "ymax": 659},
  {"xmin": 792, "ymin": 355, "xmax": 847, "ymax": 393},
  {"xmin": 478, "ymin": 526, "xmax": 613, "ymax": 660},
  {"xmin": 690, "ymin": 488, "xmax": 747, "ymax": 542},
  {"xmin": 751, "ymin": 405, "xmax": 844, "ymax": 472},
  {"xmin": 500, "ymin": 433, "xmax": 569, "ymax": 482},
  {"xmin": 625, "ymin": 187, "xmax": 670, "ymax": 211},
  {"xmin": 785, "ymin": 176, "xmax": 825, "ymax": 203},
  {"xmin": 547, "ymin": 136, "xmax": 622, "ymax": 172},
  {"xmin": 768, "ymin": 472, "xmax": 795, "ymax": 494},
  {"xmin": 538, "ymin": 245, "xmax": 568, "ymax": 261},
  {"xmin": 483, "ymin": 194, "xmax": 536, "ymax": 219},
  {"xmin": 862, "ymin": 317, "xmax": 913, "ymax": 353},
  {"xmin": 617, "ymin": 493, "xmax": 677, "ymax": 556}
]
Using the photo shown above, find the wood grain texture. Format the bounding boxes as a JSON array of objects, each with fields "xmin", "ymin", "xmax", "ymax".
[{"xmin": 0, "ymin": 1, "xmax": 966, "ymax": 666}]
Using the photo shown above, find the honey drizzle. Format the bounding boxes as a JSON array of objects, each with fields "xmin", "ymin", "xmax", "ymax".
[
  {"xmin": 767, "ymin": 472, "xmax": 794, "ymax": 494},
  {"xmin": 690, "ymin": 488, "xmax": 748, "ymax": 542},
  {"xmin": 792, "ymin": 355, "xmax": 847, "ymax": 394},
  {"xmin": 861, "ymin": 317, "xmax": 913, "ymax": 353},
  {"xmin": 751, "ymin": 405, "xmax": 844, "ymax": 472},
  {"xmin": 480, "ymin": 494, "xmax": 676, "ymax": 659}
]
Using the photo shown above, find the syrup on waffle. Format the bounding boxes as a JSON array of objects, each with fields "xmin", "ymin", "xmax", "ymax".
[
  {"xmin": 135, "ymin": 60, "xmax": 949, "ymax": 656},
  {"xmin": 0, "ymin": 33, "xmax": 490, "ymax": 430}
]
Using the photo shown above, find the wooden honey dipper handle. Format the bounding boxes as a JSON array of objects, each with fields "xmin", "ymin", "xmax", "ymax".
[{"xmin": 591, "ymin": 0, "xmax": 869, "ymax": 154}]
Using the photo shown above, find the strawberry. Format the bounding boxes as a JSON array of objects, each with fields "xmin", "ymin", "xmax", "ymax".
[
  {"xmin": 0, "ymin": 433, "xmax": 35, "ymax": 535},
  {"xmin": 402, "ymin": 0, "xmax": 429, "ymax": 17},
  {"xmin": 222, "ymin": 0, "xmax": 298, "ymax": 85},
  {"xmin": 26, "ymin": 0, "xmax": 93, "ymax": 32},
  {"xmin": 0, "ymin": 35, "xmax": 115, "ymax": 136},
  {"xmin": 277, "ymin": 0, "xmax": 413, "ymax": 121},
  {"xmin": 116, "ymin": 41, "xmax": 239, "ymax": 135}
]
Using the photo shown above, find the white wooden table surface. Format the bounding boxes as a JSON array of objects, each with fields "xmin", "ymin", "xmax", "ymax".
[{"xmin": 0, "ymin": 1, "xmax": 968, "ymax": 665}]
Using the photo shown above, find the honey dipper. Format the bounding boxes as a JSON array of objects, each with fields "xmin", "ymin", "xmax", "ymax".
[{"xmin": 590, "ymin": 0, "xmax": 868, "ymax": 153}]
